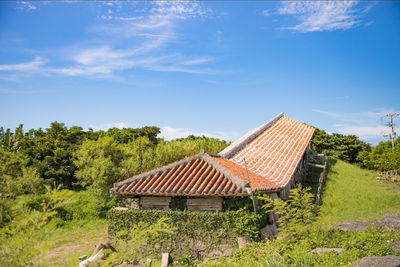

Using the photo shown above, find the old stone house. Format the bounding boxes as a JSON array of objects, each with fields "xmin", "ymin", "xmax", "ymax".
[{"xmin": 110, "ymin": 112, "xmax": 315, "ymax": 213}]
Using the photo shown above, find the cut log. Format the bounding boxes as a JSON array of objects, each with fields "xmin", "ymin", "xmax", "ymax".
[{"xmin": 79, "ymin": 242, "xmax": 109, "ymax": 267}]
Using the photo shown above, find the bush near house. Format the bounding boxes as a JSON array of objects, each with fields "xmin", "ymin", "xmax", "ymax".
[{"xmin": 107, "ymin": 209, "xmax": 267, "ymax": 260}]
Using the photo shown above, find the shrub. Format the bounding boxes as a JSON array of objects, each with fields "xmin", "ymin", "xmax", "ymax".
[{"xmin": 259, "ymin": 185, "xmax": 317, "ymax": 244}]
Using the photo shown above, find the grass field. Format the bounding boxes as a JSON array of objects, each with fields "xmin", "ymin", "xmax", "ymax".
[{"xmin": 318, "ymin": 159, "xmax": 400, "ymax": 225}]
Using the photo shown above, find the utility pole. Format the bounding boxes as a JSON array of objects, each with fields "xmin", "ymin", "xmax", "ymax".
[{"xmin": 382, "ymin": 112, "xmax": 400, "ymax": 149}]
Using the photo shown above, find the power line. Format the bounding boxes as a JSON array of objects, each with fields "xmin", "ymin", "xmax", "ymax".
[{"xmin": 382, "ymin": 112, "xmax": 400, "ymax": 149}]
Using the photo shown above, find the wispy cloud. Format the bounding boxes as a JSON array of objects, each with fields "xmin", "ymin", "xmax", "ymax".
[
  {"xmin": 0, "ymin": 56, "xmax": 45, "ymax": 71},
  {"xmin": 312, "ymin": 108, "xmax": 400, "ymax": 141},
  {"xmin": 264, "ymin": 1, "xmax": 372, "ymax": 32},
  {"xmin": 3, "ymin": 2, "xmax": 216, "ymax": 79}
]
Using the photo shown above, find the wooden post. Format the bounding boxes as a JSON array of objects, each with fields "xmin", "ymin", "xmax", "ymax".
[
  {"xmin": 243, "ymin": 158, "xmax": 257, "ymax": 213},
  {"xmin": 161, "ymin": 253, "xmax": 171, "ymax": 267},
  {"xmin": 315, "ymin": 154, "xmax": 328, "ymax": 206}
]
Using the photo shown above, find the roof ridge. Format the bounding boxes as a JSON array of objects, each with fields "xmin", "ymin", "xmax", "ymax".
[
  {"xmin": 218, "ymin": 112, "xmax": 284, "ymax": 159},
  {"xmin": 202, "ymin": 153, "xmax": 249, "ymax": 190},
  {"xmin": 113, "ymin": 154, "xmax": 201, "ymax": 187}
]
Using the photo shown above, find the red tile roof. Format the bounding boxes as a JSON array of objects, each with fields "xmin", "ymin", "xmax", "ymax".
[
  {"xmin": 111, "ymin": 113, "xmax": 314, "ymax": 196},
  {"xmin": 224, "ymin": 115, "xmax": 315, "ymax": 190},
  {"xmin": 110, "ymin": 154, "xmax": 247, "ymax": 196}
]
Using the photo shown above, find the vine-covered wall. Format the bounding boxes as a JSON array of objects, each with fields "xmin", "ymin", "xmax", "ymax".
[{"xmin": 107, "ymin": 209, "xmax": 266, "ymax": 259}]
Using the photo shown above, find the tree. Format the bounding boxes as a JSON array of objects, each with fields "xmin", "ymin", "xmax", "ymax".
[
  {"xmin": 74, "ymin": 136, "xmax": 126, "ymax": 193},
  {"xmin": 359, "ymin": 138, "xmax": 400, "ymax": 171},
  {"xmin": 311, "ymin": 128, "xmax": 370, "ymax": 163},
  {"xmin": 0, "ymin": 148, "xmax": 43, "ymax": 198}
]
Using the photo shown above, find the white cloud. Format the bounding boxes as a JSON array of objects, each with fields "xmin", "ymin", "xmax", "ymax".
[
  {"xmin": 0, "ymin": 56, "xmax": 45, "ymax": 71},
  {"xmin": 275, "ymin": 1, "xmax": 371, "ymax": 32},
  {"xmin": 159, "ymin": 126, "xmax": 231, "ymax": 141},
  {"xmin": 88, "ymin": 122, "xmax": 129, "ymax": 131}
]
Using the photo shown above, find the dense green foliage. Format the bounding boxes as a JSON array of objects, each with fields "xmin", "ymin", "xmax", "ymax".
[
  {"xmin": 108, "ymin": 209, "xmax": 267, "ymax": 259},
  {"xmin": 75, "ymin": 135, "xmax": 228, "ymax": 193},
  {"xmin": 358, "ymin": 138, "xmax": 400, "ymax": 172},
  {"xmin": 311, "ymin": 127, "xmax": 400, "ymax": 172},
  {"xmin": 311, "ymin": 128, "xmax": 370, "ymax": 163},
  {"xmin": 0, "ymin": 122, "xmax": 228, "ymax": 196}
]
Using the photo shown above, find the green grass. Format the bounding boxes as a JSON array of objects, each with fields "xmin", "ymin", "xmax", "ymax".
[
  {"xmin": 34, "ymin": 219, "xmax": 108, "ymax": 266},
  {"xmin": 318, "ymin": 159, "xmax": 400, "ymax": 225}
]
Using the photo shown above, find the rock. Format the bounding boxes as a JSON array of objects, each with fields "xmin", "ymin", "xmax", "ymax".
[
  {"xmin": 353, "ymin": 255, "xmax": 400, "ymax": 267},
  {"xmin": 335, "ymin": 221, "xmax": 378, "ymax": 232},
  {"xmin": 336, "ymin": 214, "xmax": 400, "ymax": 232},
  {"xmin": 391, "ymin": 178, "xmax": 400, "ymax": 182},
  {"xmin": 237, "ymin": 236, "xmax": 252, "ymax": 249},
  {"xmin": 146, "ymin": 258, "xmax": 152, "ymax": 266},
  {"xmin": 376, "ymin": 177, "xmax": 386, "ymax": 180},
  {"xmin": 311, "ymin": 248, "xmax": 346, "ymax": 254},
  {"xmin": 78, "ymin": 255, "xmax": 87, "ymax": 261},
  {"xmin": 260, "ymin": 225, "xmax": 274, "ymax": 241},
  {"xmin": 380, "ymin": 214, "xmax": 400, "ymax": 231},
  {"xmin": 392, "ymin": 240, "xmax": 400, "ymax": 253},
  {"xmin": 161, "ymin": 253, "xmax": 172, "ymax": 267},
  {"xmin": 270, "ymin": 223, "xmax": 279, "ymax": 236}
]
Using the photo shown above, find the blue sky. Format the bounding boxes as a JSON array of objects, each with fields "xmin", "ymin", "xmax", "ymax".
[{"xmin": 0, "ymin": 1, "xmax": 399, "ymax": 145}]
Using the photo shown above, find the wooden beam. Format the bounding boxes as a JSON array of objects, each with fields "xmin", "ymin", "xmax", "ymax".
[{"xmin": 307, "ymin": 163, "xmax": 326, "ymax": 169}]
